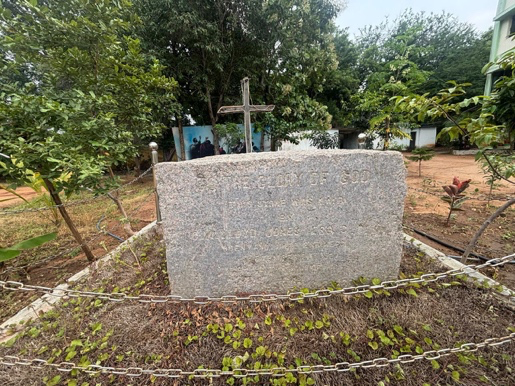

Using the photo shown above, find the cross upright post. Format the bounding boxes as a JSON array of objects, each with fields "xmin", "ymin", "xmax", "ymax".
[
  {"xmin": 242, "ymin": 78, "xmax": 252, "ymax": 153},
  {"xmin": 217, "ymin": 77, "xmax": 275, "ymax": 153}
]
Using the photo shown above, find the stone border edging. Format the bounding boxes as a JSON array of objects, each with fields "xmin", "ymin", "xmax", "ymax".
[
  {"xmin": 451, "ymin": 150, "xmax": 478, "ymax": 156},
  {"xmin": 0, "ymin": 221, "xmax": 159, "ymax": 343},
  {"xmin": 403, "ymin": 233, "xmax": 513, "ymax": 298}
]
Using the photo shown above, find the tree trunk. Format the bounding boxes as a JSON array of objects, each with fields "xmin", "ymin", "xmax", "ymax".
[
  {"xmin": 43, "ymin": 179, "xmax": 95, "ymax": 262},
  {"xmin": 133, "ymin": 155, "xmax": 141, "ymax": 178},
  {"xmin": 260, "ymin": 130, "xmax": 265, "ymax": 152},
  {"xmin": 107, "ymin": 167, "xmax": 135, "ymax": 236},
  {"xmin": 107, "ymin": 192, "xmax": 135, "ymax": 237},
  {"xmin": 177, "ymin": 118, "xmax": 186, "ymax": 161},
  {"xmin": 270, "ymin": 136, "xmax": 277, "ymax": 151},
  {"xmin": 461, "ymin": 198, "xmax": 515, "ymax": 264},
  {"xmin": 418, "ymin": 160, "xmax": 422, "ymax": 177},
  {"xmin": 206, "ymin": 87, "xmax": 221, "ymax": 156},
  {"xmin": 383, "ymin": 117, "xmax": 390, "ymax": 150}
]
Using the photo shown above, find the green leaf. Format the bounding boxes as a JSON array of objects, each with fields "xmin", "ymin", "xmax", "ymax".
[
  {"xmin": 380, "ymin": 336, "xmax": 393, "ymax": 346},
  {"xmin": 0, "ymin": 249, "xmax": 21, "ymax": 262},
  {"xmin": 368, "ymin": 341, "xmax": 379, "ymax": 350},
  {"xmin": 70, "ymin": 339, "xmax": 83, "ymax": 347},
  {"xmin": 451, "ymin": 370, "xmax": 460, "ymax": 381},
  {"xmin": 406, "ymin": 288, "xmax": 418, "ymax": 297},
  {"xmin": 45, "ymin": 375, "xmax": 61, "ymax": 386},
  {"xmin": 364, "ymin": 290, "xmax": 373, "ymax": 298},
  {"xmin": 393, "ymin": 325, "xmax": 404, "ymax": 336},
  {"xmin": 255, "ymin": 346, "xmax": 266, "ymax": 356},
  {"xmin": 7, "ymin": 232, "xmax": 57, "ymax": 251},
  {"xmin": 431, "ymin": 359, "xmax": 440, "ymax": 370},
  {"xmin": 91, "ymin": 322, "xmax": 102, "ymax": 335},
  {"xmin": 65, "ymin": 350, "xmax": 77, "ymax": 361}
]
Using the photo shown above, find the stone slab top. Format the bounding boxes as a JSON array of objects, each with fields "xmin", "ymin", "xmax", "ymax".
[{"xmin": 158, "ymin": 149, "xmax": 403, "ymax": 165}]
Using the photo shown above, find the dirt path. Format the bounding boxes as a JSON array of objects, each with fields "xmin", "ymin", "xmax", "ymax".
[
  {"xmin": 404, "ymin": 153, "xmax": 513, "ymax": 216},
  {"xmin": 0, "ymin": 187, "xmax": 41, "ymax": 208}
]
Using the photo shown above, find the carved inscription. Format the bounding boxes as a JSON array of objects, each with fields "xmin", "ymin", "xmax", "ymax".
[{"xmin": 156, "ymin": 150, "xmax": 407, "ymax": 296}]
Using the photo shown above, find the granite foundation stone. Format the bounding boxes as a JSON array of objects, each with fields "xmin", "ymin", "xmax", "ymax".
[{"xmin": 156, "ymin": 150, "xmax": 407, "ymax": 297}]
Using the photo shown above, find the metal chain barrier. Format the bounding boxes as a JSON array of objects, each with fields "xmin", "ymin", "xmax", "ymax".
[
  {"xmin": 1, "ymin": 252, "xmax": 513, "ymax": 305},
  {"xmin": 1, "ymin": 332, "xmax": 513, "ymax": 379},
  {"xmin": 0, "ymin": 188, "xmax": 157, "ymax": 277},
  {"xmin": 0, "ymin": 167, "xmax": 154, "ymax": 215}
]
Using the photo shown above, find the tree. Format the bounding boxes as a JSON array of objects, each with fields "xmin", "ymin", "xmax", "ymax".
[
  {"xmin": 336, "ymin": 10, "xmax": 492, "ymax": 143},
  {"xmin": 135, "ymin": 0, "xmax": 345, "ymax": 151},
  {"xmin": 355, "ymin": 10, "xmax": 491, "ymax": 97},
  {"xmin": 0, "ymin": 0, "xmax": 177, "ymax": 260},
  {"xmin": 407, "ymin": 147, "xmax": 435, "ymax": 177},
  {"xmin": 308, "ymin": 130, "xmax": 339, "ymax": 149},
  {"xmin": 316, "ymin": 29, "xmax": 360, "ymax": 128},
  {"xmin": 348, "ymin": 26, "xmax": 428, "ymax": 148},
  {"xmin": 393, "ymin": 80, "xmax": 513, "ymax": 176}
]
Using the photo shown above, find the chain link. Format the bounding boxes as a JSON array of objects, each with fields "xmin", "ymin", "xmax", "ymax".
[
  {"xmin": 1, "ymin": 252, "xmax": 513, "ymax": 304},
  {"xmin": 1, "ymin": 333, "xmax": 513, "ymax": 378},
  {"xmin": 0, "ymin": 167, "xmax": 153, "ymax": 215}
]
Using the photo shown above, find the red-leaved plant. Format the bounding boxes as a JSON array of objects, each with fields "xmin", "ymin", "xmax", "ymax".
[{"xmin": 441, "ymin": 177, "xmax": 471, "ymax": 226}]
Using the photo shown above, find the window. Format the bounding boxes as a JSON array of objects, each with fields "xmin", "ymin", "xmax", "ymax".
[{"xmin": 510, "ymin": 15, "xmax": 515, "ymax": 36}]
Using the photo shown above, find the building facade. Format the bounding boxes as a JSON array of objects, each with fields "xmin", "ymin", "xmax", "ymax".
[{"xmin": 485, "ymin": 0, "xmax": 515, "ymax": 94}]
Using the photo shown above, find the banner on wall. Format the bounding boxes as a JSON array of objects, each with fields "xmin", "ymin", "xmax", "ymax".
[{"xmin": 172, "ymin": 125, "xmax": 271, "ymax": 161}]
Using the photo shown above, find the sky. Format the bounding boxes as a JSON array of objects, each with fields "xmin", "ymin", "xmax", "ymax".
[{"xmin": 335, "ymin": 0, "xmax": 498, "ymax": 38}]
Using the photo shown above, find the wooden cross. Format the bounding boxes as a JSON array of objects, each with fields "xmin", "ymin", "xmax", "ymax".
[{"xmin": 217, "ymin": 77, "xmax": 275, "ymax": 153}]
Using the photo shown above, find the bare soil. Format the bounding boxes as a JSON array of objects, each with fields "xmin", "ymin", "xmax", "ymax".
[
  {"xmin": 402, "ymin": 152, "xmax": 515, "ymax": 289},
  {"xmin": 0, "ymin": 187, "xmax": 40, "ymax": 208},
  {"xmin": 0, "ymin": 232, "xmax": 513, "ymax": 385}
]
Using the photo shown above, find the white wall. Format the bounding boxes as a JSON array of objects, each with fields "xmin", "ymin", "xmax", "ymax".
[
  {"xmin": 506, "ymin": 0, "xmax": 515, "ymax": 10},
  {"xmin": 415, "ymin": 127, "xmax": 437, "ymax": 148},
  {"xmin": 371, "ymin": 127, "xmax": 436, "ymax": 150},
  {"xmin": 498, "ymin": 17, "xmax": 515, "ymax": 56}
]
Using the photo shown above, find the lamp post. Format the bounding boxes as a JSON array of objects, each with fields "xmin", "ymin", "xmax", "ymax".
[{"xmin": 149, "ymin": 142, "xmax": 161, "ymax": 222}]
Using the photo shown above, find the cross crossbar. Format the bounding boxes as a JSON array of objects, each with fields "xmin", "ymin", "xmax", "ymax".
[{"xmin": 216, "ymin": 78, "xmax": 275, "ymax": 153}]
